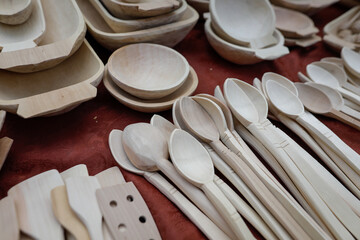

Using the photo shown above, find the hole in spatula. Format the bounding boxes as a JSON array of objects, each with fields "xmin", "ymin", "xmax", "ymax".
[
  {"xmin": 127, "ymin": 195, "xmax": 134, "ymax": 202},
  {"xmin": 110, "ymin": 200, "xmax": 117, "ymax": 207},
  {"xmin": 139, "ymin": 216, "xmax": 146, "ymax": 223},
  {"xmin": 118, "ymin": 223, "xmax": 126, "ymax": 232}
]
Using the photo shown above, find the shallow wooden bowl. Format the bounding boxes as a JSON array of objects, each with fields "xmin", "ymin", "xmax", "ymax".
[
  {"xmin": 0, "ymin": 0, "xmax": 86, "ymax": 73},
  {"xmin": 187, "ymin": 0, "xmax": 209, "ymax": 15},
  {"xmin": 102, "ymin": 0, "xmax": 181, "ymax": 19},
  {"xmin": 108, "ymin": 43, "xmax": 189, "ymax": 99},
  {"xmin": 75, "ymin": 0, "xmax": 199, "ymax": 50},
  {"xmin": 270, "ymin": 0, "xmax": 338, "ymax": 15},
  {"xmin": 204, "ymin": 18, "xmax": 289, "ymax": 65},
  {"xmin": 324, "ymin": 6, "xmax": 360, "ymax": 52},
  {"xmin": 0, "ymin": 0, "xmax": 32, "ymax": 25},
  {"xmin": 104, "ymin": 66, "xmax": 198, "ymax": 112},
  {"xmin": 0, "ymin": 41, "xmax": 104, "ymax": 118},
  {"xmin": 89, "ymin": 0, "xmax": 187, "ymax": 33}
]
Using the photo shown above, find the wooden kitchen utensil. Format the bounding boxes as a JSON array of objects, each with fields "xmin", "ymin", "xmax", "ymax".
[
  {"xmin": 60, "ymin": 164, "xmax": 89, "ymax": 181},
  {"xmin": 342, "ymin": 47, "xmax": 360, "ymax": 79},
  {"xmin": 108, "ymin": 43, "xmax": 189, "ymax": 100},
  {"xmin": 0, "ymin": 41, "xmax": 104, "ymax": 118},
  {"xmin": 0, "ymin": 0, "xmax": 32, "ymax": 25},
  {"xmin": 0, "ymin": 196, "xmax": 20, "ymax": 240}
]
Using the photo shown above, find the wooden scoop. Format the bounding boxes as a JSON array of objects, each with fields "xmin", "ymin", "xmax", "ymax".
[{"xmin": 0, "ymin": 0, "xmax": 32, "ymax": 25}]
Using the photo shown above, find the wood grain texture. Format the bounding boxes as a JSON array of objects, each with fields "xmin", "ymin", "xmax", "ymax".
[
  {"xmin": 95, "ymin": 167, "xmax": 126, "ymax": 187},
  {"xmin": 0, "ymin": 196, "xmax": 19, "ymax": 240},
  {"xmin": 60, "ymin": 164, "xmax": 89, "ymax": 181}
]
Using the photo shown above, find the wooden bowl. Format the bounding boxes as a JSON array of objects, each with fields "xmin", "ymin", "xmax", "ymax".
[
  {"xmin": 204, "ymin": 18, "xmax": 289, "ymax": 65},
  {"xmin": 0, "ymin": 40, "xmax": 104, "ymax": 118},
  {"xmin": 104, "ymin": 65, "xmax": 198, "ymax": 112},
  {"xmin": 75, "ymin": 0, "xmax": 199, "ymax": 50},
  {"xmin": 0, "ymin": 0, "xmax": 86, "ymax": 73},
  {"xmin": 187, "ymin": 0, "xmax": 209, "ymax": 15},
  {"xmin": 270, "ymin": 0, "xmax": 339, "ymax": 15},
  {"xmin": 0, "ymin": 110, "xmax": 13, "ymax": 171},
  {"xmin": 102, "ymin": 0, "xmax": 181, "ymax": 19},
  {"xmin": 0, "ymin": 0, "xmax": 32, "ymax": 25},
  {"xmin": 89, "ymin": 0, "xmax": 187, "ymax": 33},
  {"xmin": 324, "ymin": 6, "xmax": 360, "ymax": 52},
  {"xmin": 108, "ymin": 43, "xmax": 189, "ymax": 99},
  {"xmin": 210, "ymin": 0, "xmax": 276, "ymax": 49}
]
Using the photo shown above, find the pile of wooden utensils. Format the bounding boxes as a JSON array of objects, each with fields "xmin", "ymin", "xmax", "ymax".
[
  {"xmin": 0, "ymin": 0, "xmax": 105, "ymax": 119},
  {"xmin": 109, "ymin": 72, "xmax": 360, "ymax": 239},
  {"xmin": 0, "ymin": 111, "xmax": 12, "ymax": 172},
  {"xmin": 0, "ymin": 165, "xmax": 162, "ymax": 240},
  {"xmin": 74, "ymin": 0, "xmax": 199, "ymax": 51}
]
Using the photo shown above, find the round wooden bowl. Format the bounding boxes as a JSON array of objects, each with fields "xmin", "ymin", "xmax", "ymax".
[{"xmin": 108, "ymin": 43, "xmax": 190, "ymax": 100}]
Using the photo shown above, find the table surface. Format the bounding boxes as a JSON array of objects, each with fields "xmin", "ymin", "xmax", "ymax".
[{"xmin": 0, "ymin": 3, "xmax": 359, "ymax": 239}]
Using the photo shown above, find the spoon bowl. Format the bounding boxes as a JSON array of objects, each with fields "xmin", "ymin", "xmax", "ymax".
[
  {"xmin": 295, "ymin": 83, "xmax": 333, "ymax": 114},
  {"xmin": 262, "ymin": 72, "xmax": 298, "ymax": 96},
  {"xmin": 342, "ymin": 47, "xmax": 360, "ymax": 79}
]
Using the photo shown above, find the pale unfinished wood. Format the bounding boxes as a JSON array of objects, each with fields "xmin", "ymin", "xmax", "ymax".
[
  {"xmin": 187, "ymin": 0, "xmax": 208, "ymax": 14},
  {"xmin": 7, "ymin": 169, "xmax": 64, "ymax": 240},
  {"xmin": 0, "ymin": 0, "xmax": 45, "ymax": 52},
  {"xmin": 89, "ymin": 0, "xmax": 186, "ymax": 32},
  {"xmin": 270, "ymin": 0, "xmax": 338, "ymax": 15},
  {"xmin": 51, "ymin": 186, "xmax": 91, "ymax": 240},
  {"xmin": 169, "ymin": 129, "xmax": 255, "ymax": 240},
  {"xmin": 0, "ymin": 0, "xmax": 86, "ymax": 73},
  {"xmin": 108, "ymin": 43, "xmax": 189, "ymax": 100},
  {"xmin": 110, "ymin": 129, "xmax": 232, "ymax": 240},
  {"xmin": 76, "ymin": 0, "xmax": 198, "ymax": 50},
  {"xmin": 60, "ymin": 164, "xmax": 89, "ymax": 181},
  {"xmin": 204, "ymin": 18, "xmax": 288, "ymax": 65},
  {"xmin": 321, "ymin": 57, "xmax": 360, "ymax": 87},
  {"xmin": 121, "ymin": 123, "xmax": 236, "ymax": 239},
  {"xmin": 273, "ymin": 5, "xmax": 318, "ymax": 38},
  {"xmin": 103, "ymin": 66, "xmax": 197, "ymax": 112},
  {"xmin": 96, "ymin": 183, "xmax": 161, "ymax": 240},
  {"xmin": 95, "ymin": 167, "xmax": 126, "ymax": 187},
  {"xmin": 66, "ymin": 176, "xmax": 103, "ymax": 240},
  {"xmin": 0, "ymin": 0, "xmax": 32, "ymax": 25},
  {"xmin": 0, "ymin": 137, "xmax": 13, "ymax": 171},
  {"xmin": 0, "ymin": 41, "xmax": 104, "ymax": 118},
  {"xmin": 323, "ymin": 6, "xmax": 360, "ymax": 52},
  {"xmin": 342, "ymin": 47, "xmax": 360, "ymax": 79},
  {"xmin": 210, "ymin": 0, "xmax": 276, "ymax": 48},
  {"xmin": 285, "ymin": 35, "xmax": 321, "ymax": 47},
  {"xmin": 102, "ymin": 0, "xmax": 180, "ymax": 18},
  {"xmin": 0, "ymin": 196, "xmax": 19, "ymax": 240}
]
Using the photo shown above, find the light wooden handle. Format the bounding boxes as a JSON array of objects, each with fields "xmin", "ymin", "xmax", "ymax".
[
  {"xmin": 1, "ymin": 40, "xmax": 37, "ymax": 52},
  {"xmin": 298, "ymin": 72, "xmax": 313, "ymax": 83},
  {"xmin": 296, "ymin": 27, "xmax": 318, "ymax": 37},
  {"xmin": 17, "ymin": 82, "xmax": 97, "ymax": 118},
  {"xmin": 343, "ymin": 82, "xmax": 360, "ymax": 96},
  {"xmin": 202, "ymin": 181, "xmax": 254, "ymax": 240},
  {"xmin": 328, "ymin": 109, "xmax": 360, "ymax": 130},
  {"xmin": 293, "ymin": 36, "xmax": 321, "ymax": 47},
  {"xmin": 250, "ymin": 34, "xmax": 277, "ymax": 49},
  {"xmin": 255, "ymin": 45, "xmax": 289, "ymax": 60},
  {"xmin": 323, "ymin": 35, "xmax": 355, "ymax": 51},
  {"xmin": 341, "ymin": 105, "xmax": 360, "ymax": 121},
  {"xmin": 339, "ymin": 87, "xmax": 360, "ymax": 106},
  {"xmin": 143, "ymin": 172, "xmax": 232, "ymax": 240}
]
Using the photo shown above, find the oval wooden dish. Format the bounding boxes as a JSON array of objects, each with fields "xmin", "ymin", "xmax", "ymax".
[
  {"xmin": 0, "ymin": 0, "xmax": 32, "ymax": 25},
  {"xmin": 108, "ymin": 43, "xmax": 189, "ymax": 99},
  {"xmin": 270, "ymin": 0, "xmax": 339, "ymax": 15},
  {"xmin": 75, "ymin": 0, "xmax": 199, "ymax": 50},
  {"xmin": 0, "ymin": 0, "xmax": 45, "ymax": 53},
  {"xmin": 0, "ymin": 0, "xmax": 86, "ymax": 73},
  {"xmin": 102, "ymin": 0, "xmax": 181, "ymax": 19},
  {"xmin": 103, "ymin": 66, "xmax": 198, "ymax": 112},
  {"xmin": 0, "ymin": 40, "xmax": 104, "ymax": 119},
  {"xmin": 204, "ymin": 18, "xmax": 289, "ymax": 65},
  {"xmin": 324, "ymin": 6, "xmax": 360, "ymax": 52},
  {"xmin": 89, "ymin": 0, "xmax": 187, "ymax": 33}
]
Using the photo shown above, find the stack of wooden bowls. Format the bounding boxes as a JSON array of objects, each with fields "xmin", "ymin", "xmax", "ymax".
[
  {"xmin": 270, "ymin": 0, "xmax": 339, "ymax": 15},
  {"xmin": 75, "ymin": 0, "xmax": 199, "ymax": 50},
  {"xmin": 0, "ymin": 0, "xmax": 105, "ymax": 119},
  {"xmin": 104, "ymin": 43, "xmax": 198, "ymax": 112},
  {"xmin": 205, "ymin": 0, "xmax": 289, "ymax": 65}
]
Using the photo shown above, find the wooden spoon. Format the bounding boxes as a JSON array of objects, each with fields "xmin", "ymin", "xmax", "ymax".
[
  {"xmin": 0, "ymin": 0, "xmax": 32, "ymax": 25},
  {"xmin": 178, "ymin": 96, "xmax": 311, "ymax": 239},
  {"xmin": 0, "ymin": 196, "xmax": 19, "ymax": 240},
  {"xmin": 342, "ymin": 47, "xmax": 360, "ymax": 79},
  {"xmin": 0, "ymin": 0, "xmax": 45, "ymax": 52},
  {"xmin": 121, "ymin": 123, "xmax": 236, "ymax": 239},
  {"xmin": 109, "ymin": 129, "xmax": 232, "ymax": 240},
  {"xmin": 210, "ymin": 0, "xmax": 276, "ymax": 49},
  {"xmin": 321, "ymin": 57, "xmax": 360, "ymax": 87},
  {"xmin": 169, "ymin": 129, "xmax": 254, "ymax": 240}
]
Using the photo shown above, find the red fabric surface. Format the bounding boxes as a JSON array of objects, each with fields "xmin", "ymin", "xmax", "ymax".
[{"xmin": 0, "ymin": 3, "xmax": 359, "ymax": 239}]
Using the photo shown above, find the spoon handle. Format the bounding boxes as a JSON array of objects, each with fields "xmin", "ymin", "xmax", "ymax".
[
  {"xmin": 143, "ymin": 172, "xmax": 232, "ymax": 240},
  {"xmin": 343, "ymin": 81, "xmax": 360, "ymax": 96},
  {"xmin": 328, "ymin": 109, "xmax": 360, "ymax": 130},
  {"xmin": 201, "ymin": 181, "xmax": 255, "ymax": 240},
  {"xmin": 297, "ymin": 111, "xmax": 360, "ymax": 175},
  {"xmin": 209, "ymin": 140, "xmax": 311, "ymax": 240},
  {"xmin": 344, "ymin": 98, "xmax": 360, "ymax": 112},
  {"xmin": 341, "ymin": 105, "xmax": 360, "ymax": 121},
  {"xmin": 339, "ymin": 87, "xmax": 360, "ymax": 106}
]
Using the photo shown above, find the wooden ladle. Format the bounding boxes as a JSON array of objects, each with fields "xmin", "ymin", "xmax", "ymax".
[{"xmin": 169, "ymin": 129, "xmax": 254, "ymax": 240}]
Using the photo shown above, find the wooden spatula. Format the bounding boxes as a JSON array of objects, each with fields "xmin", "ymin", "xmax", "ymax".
[{"xmin": 0, "ymin": 196, "xmax": 20, "ymax": 240}]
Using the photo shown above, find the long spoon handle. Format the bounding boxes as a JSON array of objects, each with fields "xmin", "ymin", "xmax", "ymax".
[
  {"xmin": 344, "ymin": 98, "xmax": 360, "ymax": 111},
  {"xmin": 209, "ymin": 140, "xmax": 311, "ymax": 240},
  {"xmin": 339, "ymin": 87, "xmax": 360, "ymax": 106},
  {"xmin": 297, "ymin": 111, "xmax": 360, "ymax": 175},
  {"xmin": 328, "ymin": 109, "xmax": 360, "ymax": 130},
  {"xmin": 143, "ymin": 172, "xmax": 232, "ymax": 240},
  {"xmin": 341, "ymin": 105, "xmax": 360, "ymax": 121},
  {"xmin": 201, "ymin": 181, "xmax": 255, "ymax": 240},
  {"xmin": 156, "ymin": 159, "xmax": 236, "ymax": 239},
  {"xmin": 343, "ymin": 81, "xmax": 360, "ymax": 96}
]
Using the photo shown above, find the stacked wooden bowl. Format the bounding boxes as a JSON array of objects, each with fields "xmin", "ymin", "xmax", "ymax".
[
  {"xmin": 75, "ymin": 0, "xmax": 199, "ymax": 50},
  {"xmin": 0, "ymin": 0, "xmax": 105, "ymax": 119},
  {"xmin": 270, "ymin": 0, "xmax": 339, "ymax": 15},
  {"xmin": 104, "ymin": 43, "xmax": 198, "ymax": 112},
  {"xmin": 205, "ymin": 0, "xmax": 289, "ymax": 65}
]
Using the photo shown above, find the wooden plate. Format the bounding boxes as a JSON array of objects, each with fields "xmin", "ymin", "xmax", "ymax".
[{"xmin": 103, "ymin": 66, "xmax": 198, "ymax": 112}]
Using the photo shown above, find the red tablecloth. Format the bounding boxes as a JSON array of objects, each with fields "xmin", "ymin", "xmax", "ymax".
[{"xmin": 0, "ymin": 3, "xmax": 359, "ymax": 239}]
